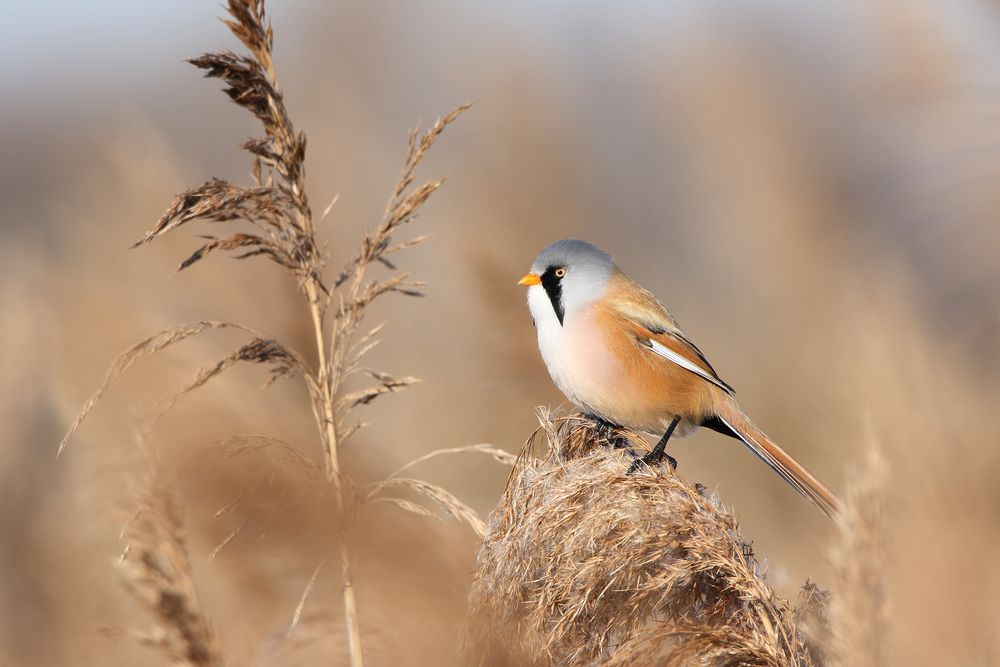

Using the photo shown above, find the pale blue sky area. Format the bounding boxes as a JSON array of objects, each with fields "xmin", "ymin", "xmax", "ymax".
[{"xmin": 4, "ymin": 0, "xmax": 1000, "ymax": 111}]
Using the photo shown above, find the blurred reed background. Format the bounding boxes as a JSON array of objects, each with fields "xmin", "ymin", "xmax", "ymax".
[{"xmin": 2, "ymin": 1, "xmax": 1000, "ymax": 665}]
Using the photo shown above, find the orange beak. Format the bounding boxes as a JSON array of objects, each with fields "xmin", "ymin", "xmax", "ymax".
[{"xmin": 518, "ymin": 273, "xmax": 541, "ymax": 286}]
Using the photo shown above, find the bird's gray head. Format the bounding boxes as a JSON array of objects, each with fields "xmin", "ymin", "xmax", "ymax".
[{"xmin": 520, "ymin": 239, "xmax": 617, "ymax": 325}]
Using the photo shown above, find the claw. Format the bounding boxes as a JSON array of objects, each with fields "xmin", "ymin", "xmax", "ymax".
[
  {"xmin": 625, "ymin": 450, "xmax": 677, "ymax": 475},
  {"xmin": 625, "ymin": 416, "xmax": 681, "ymax": 475}
]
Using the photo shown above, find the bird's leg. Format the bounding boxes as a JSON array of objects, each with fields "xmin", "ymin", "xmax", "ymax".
[
  {"xmin": 646, "ymin": 416, "xmax": 681, "ymax": 469},
  {"xmin": 627, "ymin": 416, "xmax": 681, "ymax": 474}
]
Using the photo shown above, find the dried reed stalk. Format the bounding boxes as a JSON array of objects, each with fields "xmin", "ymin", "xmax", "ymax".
[
  {"xmin": 828, "ymin": 443, "xmax": 888, "ymax": 667},
  {"xmin": 463, "ymin": 411, "xmax": 829, "ymax": 666},
  {"xmin": 60, "ymin": 1, "xmax": 473, "ymax": 665},
  {"xmin": 118, "ymin": 446, "xmax": 224, "ymax": 667}
]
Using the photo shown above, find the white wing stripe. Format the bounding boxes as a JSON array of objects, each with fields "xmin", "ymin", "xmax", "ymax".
[{"xmin": 646, "ymin": 339, "xmax": 733, "ymax": 393}]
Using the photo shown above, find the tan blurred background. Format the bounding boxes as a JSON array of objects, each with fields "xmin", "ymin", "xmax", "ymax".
[{"xmin": 3, "ymin": 1, "xmax": 1000, "ymax": 665}]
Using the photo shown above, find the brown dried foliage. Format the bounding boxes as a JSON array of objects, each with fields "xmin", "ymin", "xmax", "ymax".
[{"xmin": 463, "ymin": 412, "xmax": 829, "ymax": 666}]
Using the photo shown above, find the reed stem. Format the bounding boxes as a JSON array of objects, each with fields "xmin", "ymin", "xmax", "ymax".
[{"xmin": 306, "ymin": 280, "xmax": 363, "ymax": 667}]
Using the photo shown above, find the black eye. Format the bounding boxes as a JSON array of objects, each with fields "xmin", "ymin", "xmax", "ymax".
[{"xmin": 554, "ymin": 267, "xmax": 566, "ymax": 278}]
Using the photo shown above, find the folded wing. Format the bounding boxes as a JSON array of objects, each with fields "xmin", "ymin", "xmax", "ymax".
[{"xmin": 608, "ymin": 282, "xmax": 734, "ymax": 395}]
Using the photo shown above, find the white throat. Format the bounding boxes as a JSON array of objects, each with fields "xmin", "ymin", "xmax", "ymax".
[
  {"xmin": 526, "ymin": 283, "xmax": 563, "ymax": 337},
  {"xmin": 527, "ymin": 283, "xmax": 576, "ymax": 402}
]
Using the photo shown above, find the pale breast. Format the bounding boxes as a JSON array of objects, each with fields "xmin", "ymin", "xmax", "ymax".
[
  {"xmin": 553, "ymin": 307, "xmax": 623, "ymax": 409},
  {"xmin": 538, "ymin": 304, "xmax": 681, "ymax": 434}
]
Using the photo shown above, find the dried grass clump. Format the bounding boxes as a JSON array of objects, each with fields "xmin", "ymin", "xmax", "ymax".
[{"xmin": 464, "ymin": 411, "xmax": 828, "ymax": 666}]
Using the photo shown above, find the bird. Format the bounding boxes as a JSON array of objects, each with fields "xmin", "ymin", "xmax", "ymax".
[{"xmin": 518, "ymin": 239, "xmax": 841, "ymax": 519}]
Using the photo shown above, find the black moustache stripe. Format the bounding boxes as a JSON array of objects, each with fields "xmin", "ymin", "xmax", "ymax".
[{"xmin": 541, "ymin": 268, "xmax": 564, "ymax": 325}]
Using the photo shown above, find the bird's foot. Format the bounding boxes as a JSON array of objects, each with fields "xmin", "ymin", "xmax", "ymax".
[
  {"xmin": 626, "ymin": 449, "xmax": 678, "ymax": 474},
  {"xmin": 626, "ymin": 416, "xmax": 681, "ymax": 474}
]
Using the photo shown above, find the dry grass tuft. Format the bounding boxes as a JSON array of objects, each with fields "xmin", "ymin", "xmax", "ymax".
[{"xmin": 463, "ymin": 411, "xmax": 828, "ymax": 666}]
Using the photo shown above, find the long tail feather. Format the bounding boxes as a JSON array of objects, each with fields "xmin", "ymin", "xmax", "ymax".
[{"xmin": 715, "ymin": 400, "xmax": 841, "ymax": 519}]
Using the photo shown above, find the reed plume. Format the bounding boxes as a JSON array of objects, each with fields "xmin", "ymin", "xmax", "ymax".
[
  {"xmin": 115, "ymin": 437, "xmax": 224, "ymax": 667},
  {"xmin": 463, "ymin": 411, "xmax": 830, "ymax": 666},
  {"xmin": 58, "ymin": 1, "xmax": 483, "ymax": 665},
  {"xmin": 828, "ymin": 442, "xmax": 888, "ymax": 667}
]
